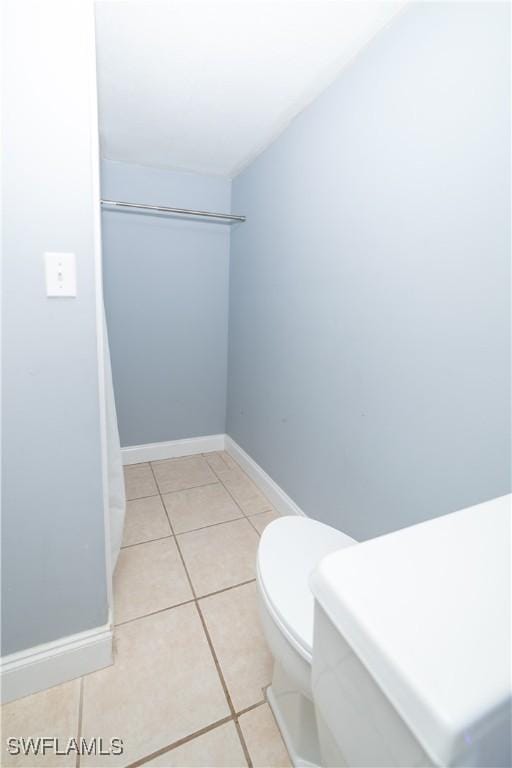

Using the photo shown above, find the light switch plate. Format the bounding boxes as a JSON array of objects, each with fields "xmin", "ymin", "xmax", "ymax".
[{"xmin": 44, "ymin": 252, "xmax": 76, "ymax": 297}]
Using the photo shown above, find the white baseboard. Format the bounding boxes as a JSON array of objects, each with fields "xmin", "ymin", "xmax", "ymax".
[
  {"xmin": 225, "ymin": 436, "xmax": 306, "ymax": 518},
  {"xmin": 121, "ymin": 434, "xmax": 226, "ymax": 465},
  {"xmin": 1, "ymin": 621, "xmax": 113, "ymax": 704}
]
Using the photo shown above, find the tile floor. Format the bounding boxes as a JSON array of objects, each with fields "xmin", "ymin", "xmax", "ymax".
[{"xmin": 2, "ymin": 451, "xmax": 290, "ymax": 768}]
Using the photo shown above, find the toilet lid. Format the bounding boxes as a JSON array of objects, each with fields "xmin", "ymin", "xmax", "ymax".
[{"xmin": 257, "ymin": 516, "xmax": 356, "ymax": 658}]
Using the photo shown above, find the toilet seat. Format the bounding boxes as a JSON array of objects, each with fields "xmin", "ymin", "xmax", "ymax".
[{"xmin": 257, "ymin": 516, "xmax": 356, "ymax": 662}]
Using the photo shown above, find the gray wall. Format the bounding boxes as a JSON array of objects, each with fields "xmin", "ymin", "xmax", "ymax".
[
  {"xmin": 2, "ymin": 1, "xmax": 109, "ymax": 654},
  {"xmin": 101, "ymin": 160, "xmax": 231, "ymax": 447},
  {"xmin": 227, "ymin": 1, "xmax": 511, "ymax": 540}
]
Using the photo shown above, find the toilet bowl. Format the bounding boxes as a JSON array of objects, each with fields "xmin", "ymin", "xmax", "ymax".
[{"xmin": 257, "ymin": 516, "xmax": 356, "ymax": 767}]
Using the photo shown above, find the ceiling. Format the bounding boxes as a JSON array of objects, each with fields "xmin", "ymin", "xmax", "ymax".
[{"xmin": 95, "ymin": 1, "xmax": 405, "ymax": 178}]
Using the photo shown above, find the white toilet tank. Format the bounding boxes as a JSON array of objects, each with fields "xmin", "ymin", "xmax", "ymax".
[{"xmin": 310, "ymin": 495, "xmax": 511, "ymax": 768}]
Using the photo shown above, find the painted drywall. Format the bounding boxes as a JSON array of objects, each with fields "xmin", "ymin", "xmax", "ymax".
[
  {"xmin": 228, "ymin": 1, "xmax": 511, "ymax": 540},
  {"xmin": 101, "ymin": 160, "xmax": 230, "ymax": 447},
  {"xmin": 1, "ymin": 1, "xmax": 109, "ymax": 654}
]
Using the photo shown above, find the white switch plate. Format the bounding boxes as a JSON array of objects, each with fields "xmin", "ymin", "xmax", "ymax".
[{"xmin": 44, "ymin": 252, "xmax": 76, "ymax": 297}]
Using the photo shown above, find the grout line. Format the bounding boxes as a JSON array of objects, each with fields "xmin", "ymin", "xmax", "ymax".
[
  {"xmin": 121, "ymin": 533, "xmax": 173, "ymax": 550},
  {"xmin": 120, "ymin": 509, "xmax": 272, "ymax": 551},
  {"xmin": 155, "ymin": 479, "xmax": 198, "ymax": 601},
  {"xmin": 113, "ymin": 598, "xmax": 196, "ymax": 628},
  {"xmin": 250, "ymin": 509, "xmax": 276, "ymax": 519},
  {"xmin": 207, "ymin": 465, "xmax": 259, "ymax": 519},
  {"xmin": 75, "ymin": 677, "xmax": 84, "ymax": 768},
  {"xmin": 236, "ymin": 699, "xmax": 267, "ymax": 718},
  {"xmin": 195, "ymin": 602, "xmax": 233, "ymax": 710},
  {"xmin": 193, "ymin": 602, "xmax": 253, "ymax": 768},
  {"xmin": 245, "ymin": 509, "xmax": 279, "ymax": 536},
  {"xmin": 174, "ymin": 515, "xmax": 249, "ymax": 537},
  {"xmin": 206, "ymin": 457, "xmax": 273, "ymax": 520},
  {"xmin": 234, "ymin": 718, "xmax": 253, "ymax": 768},
  {"xmin": 205, "ymin": 450, "xmax": 241, "ymax": 473},
  {"xmin": 149, "ymin": 453, "xmax": 222, "ymax": 466},
  {"xmin": 246, "ymin": 516, "xmax": 263, "ymax": 537},
  {"xmin": 157, "ymin": 479, "xmax": 221, "ymax": 498},
  {"xmin": 203, "ymin": 456, "xmax": 249, "ymax": 513},
  {"xmin": 125, "ymin": 492, "xmax": 160, "ymax": 503},
  {"xmin": 113, "ymin": 579, "xmax": 257, "ymax": 629},
  {"xmin": 232, "ymin": 698, "xmax": 277, "ymax": 768},
  {"xmin": 222, "ymin": 452, "xmax": 275, "ymax": 514},
  {"xmin": 149, "ymin": 454, "xmax": 216, "ymax": 466},
  {"xmin": 202, "ymin": 451, "xmax": 231, "ymax": 470},
  {"xmin": 127, "ymin": 714, "xmax": 234, "ymax": 768},
  {"xmin": 157, "ymin": 480, "xmax": 221, "ymax": 497},
  {"xmin": 197, "ymin": 578, "xmax": 257, "ymax": 602},
  {"xmin": 157, "ymin": 480, "xmax": 219, "ymax": 498},
  {"xmin": 265, "ymin": 696, "xmax": 294, "ymax": 765},
  {"xmin": 219, "ymin": 477, "xmax": 272, "ymax": 522},
  {"xmin": 247, "ymin": 507, "xmax": 274, "ymax": 519}
]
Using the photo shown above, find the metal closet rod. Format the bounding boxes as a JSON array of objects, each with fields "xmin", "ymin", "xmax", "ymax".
[{"xmin": 101, "ymin": 199, "xmax": 246, "ymax": 223}]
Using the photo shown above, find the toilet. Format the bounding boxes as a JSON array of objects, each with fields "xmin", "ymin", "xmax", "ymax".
[
  {"xmin": 257, "ymin": 496, "xmax": 511, "ymax": 768},
  {"xmin": 257, "ymin": 516, "xmax": 356, "ymax": 767}
]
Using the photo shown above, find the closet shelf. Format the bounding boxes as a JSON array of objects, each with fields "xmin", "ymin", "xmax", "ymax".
[{"xmin": 101, "ymin": 199, "xmax": 246, "ymax": 223}]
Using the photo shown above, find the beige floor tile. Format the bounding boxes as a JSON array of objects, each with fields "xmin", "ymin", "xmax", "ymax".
[
  {"xmin": 199, "ymin": 582, "xmax": 272, "ymax": 712},
  {"xmin": 152, "ymin": 456, "xmax": 216, "ymax": 494},
  {"xmin": 203, "ymin": 451, "xmax": 231, "ymax": 474},
  {"xmin": 249, "ymin": 509, "xmax": 282, "ymax": 535},
  {"xmin": 220, "ymin": 451, "xmax": 240, "ymax": 470},
  {"xmin": 81, "ymin": 604, "xmax": 230, "ymax": 767},
  {"xmin": 114, "ymin": 538, "xmax": 192, "ymax": 624},
  {"xmin": 122, "ymin": 496, "xmax": 171, "ymax": 547},
  {"xmin": 218, "ymin": 469, "xmax": 272, "ymax": 516},
  {"xmin": 145, "ymin": 721, "xmax": 247, "ymax": 767},
  {"xmin": 1, "ymin": 680, "xmax": 80, "ymax": 767},
  {"xmin": 204, "ymin": 451, "xmax": 241, "ymax": 475},
  {"xmin": 238, "ymin": 704, "xmax": 291, "ymax": 768},
  {"xmin": 178, "ymin": 519, "xmax": 259, "ymax": 597},
  {"xmin": 162, "ymin": 484, "xmax": 241, "ymax": 534},
  {"xmin": 123, "ymin": 463, "xmax": 158, "ymax": 501}
]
